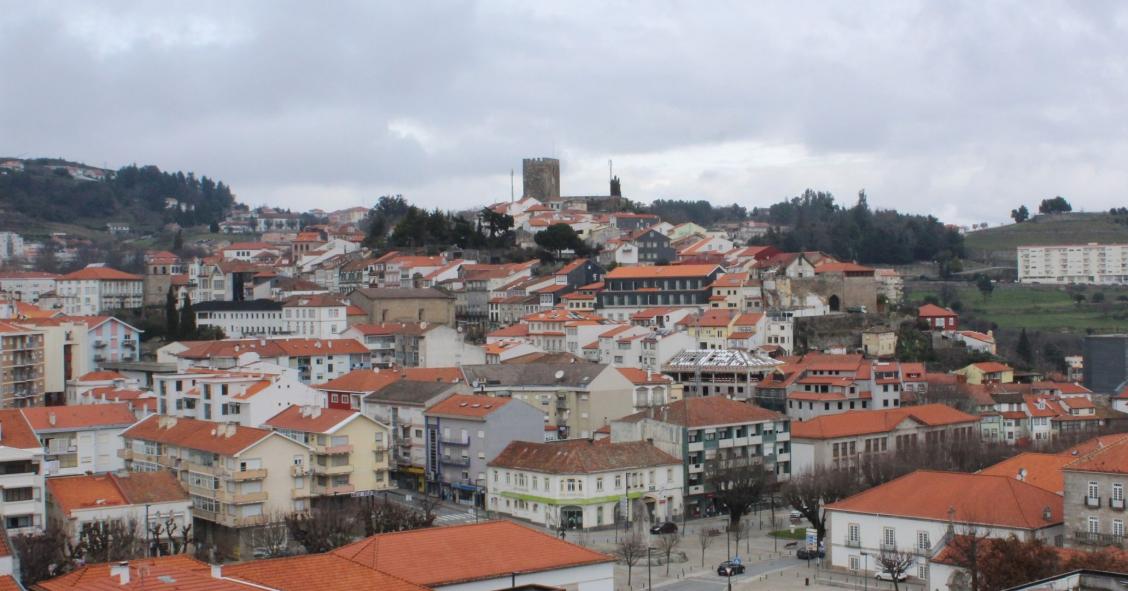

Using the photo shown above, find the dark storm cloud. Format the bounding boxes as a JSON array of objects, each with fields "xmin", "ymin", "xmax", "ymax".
[{"xmin": 2, "ymin": 1, "xmax": 1127, "ymax": 224}]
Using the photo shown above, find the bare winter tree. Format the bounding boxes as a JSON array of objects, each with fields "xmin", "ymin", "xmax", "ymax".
[
  {"xmin": 416, "ymin": 493, "xmax": 442, "ymax": 525},
  {"xmin": 875, "ymin": 546, "xmax": 915, "ymax": 591},
  {"xmin": 613, "ymin": 526, "xmax": 647, "ymax": 587},
  {"xmin": 251, "ymin": 511, "xmax": 292, "ymax": 558},
  {"xmin": 359, "ymin": 499, "xmax": 434, "ymax": 535},
  {"xmin": 655, "ymin": 531, "xmax": 680, "ymax": 575},
  {"xmin": 698, "ymin": 527, "xmax": 719, "ymax": 567},
  {"xmin": 148, "ymin": 515, "xmax": 193, "ymax": 556},
  {"xmin": 944, "ymin": 518, "xmax": 994, "ymax": 591},
  {"xmin": 782, "ymin": 466, "xmax": 861, "ymax": 542},
  {"xmin": 705, "ymin": 453, "xmax": 774, "ymax": 528},
  {"xmin": 77, "ymin": 519, "xmax": 144, "ymax": 564},
  {"xmin": 286, "ymin": 501, "xmax": 359, "ymax": 554}
]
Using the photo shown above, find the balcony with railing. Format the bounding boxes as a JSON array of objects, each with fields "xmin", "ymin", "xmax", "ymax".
[
  {"xmin": 1086, "ymin": 496, "xmax": 1102, "ymax": 508},
  {"xmin": 1111, "ymin": 498, "xmax": 1126, "ymax": 511},
  {"xmin": 317, "ymin": 483, "xmax": 356, "ymax": 496},
  {"xmin": 290, "ymin": 464, "xmax": 310, "ymax": 477},
  {"xmin": 440, "ymin": 435, "xmax": 470, "ymax": 446},
  {"xmin": 440, "ymin": 456, "xmax": 471, "ymax": 467},
  {"xmin": 311, "ymin": 463, "xmax": 353, "ymax": 476},
  {"xmin": 228, "ymin": 468, "xmax": 268, "ymax": 481},
  {"xmin": 845, "ymin": 538, "xmax": 861, "ymax": 548},
  {"xmin": 313, "ymin": 444, "xmax": 354, "ymax": 455},
  {"xmin": 1073, "ymin": 530, "xmax": 1125, "ymax": 548}
]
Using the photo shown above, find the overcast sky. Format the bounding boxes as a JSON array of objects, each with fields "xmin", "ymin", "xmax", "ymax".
[{"xmin": 3, "ymin": 1, "xmax": 1127, "ymax": 225}]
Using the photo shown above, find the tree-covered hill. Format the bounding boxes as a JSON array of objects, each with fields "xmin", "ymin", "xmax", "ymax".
[{"xmin": 0, "ymin": 159, "xmax": 235, "ymax": 231}]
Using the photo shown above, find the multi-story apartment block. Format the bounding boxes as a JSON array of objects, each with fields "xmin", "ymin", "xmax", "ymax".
[
  {"xmin": 488, "ymin": 439, "xmax": 683, "ymax": 530},
  {"xmin": 1018, "ymin": 243, "xmax": 1128, "ymax": 284},
  {"xmin": 77, "ymin": 316, "xmax": 142, "ymax": 368},
  {"xmin": 317, "ymin": 369, "xmax": 466, "ymax": 490},
  {"xmin": 265, "ymin": 405, "xmax": 392, "ymax": 498},
  {"xmin": 168, "ymin": 338, "xmax": 372, "ymax": 384},
  {"xmin": 341, "ymin": 322, "xmax": 484, "ymax": 368},
  {"xmin": 154, "ymin": 365, "xmax": 320, "ymax": 427},
  {"xmin": 16, "ymin": 317, "xmax": 91, "ymax": 401},
  {"xmin": 56, "ymin": 265, "xmax": 143, "ymax": 316},
  {"xmin": 611, "ymin": 396, "xmax": 790, "ymax": 518},
  {"xmin": 461, "ymin": 363, "xmax": 635, "ymax": 440},
  {"xmin": 46, "ymin": 471, "xmax": 190, "ymax": 552},
  {"xmin": 661, "ymin": 349, "xmax": 783, "ymax": 407},
  {"xmin": 423, "ymin": 394, "xmax": 545, "ymax": 505},
  {"xmin": 22, "ymin": 404, "xmax": 135, "ymax": 476},
  {"xmin": 789, "ymin": 404, "xmax": 982, "ymax": 474},
  {"xmin": 1062, "ymin": 437, "xmax": 1128, "ymax": 549},
  {"xmin": 0, "ymin": 271, "xmax": 59, "ymax": 302},
  {"xmin": 0, "ymin": 409, "xmax": 47, "ymax": 534},
  {"xmin": 0, "ymin": 321, "xmax": 45, "ymax": 407},
  {"xmin": 120, "ymin": 415, "xmax": 312, "ymax": 557},
  {"xmin": 596, "ymin": 264, "xmax": 723, "ymax": 321},
  {"xmin": 194, "ymin": 300, "xmax": 285, "ymax": 338},
  {"xmin": 757, "ymin": 354, "xmax": 926, "ymax": 420}
]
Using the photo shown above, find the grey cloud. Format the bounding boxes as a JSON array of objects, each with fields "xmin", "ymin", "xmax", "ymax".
[{"xmin": 2, "ymin": 0, "xmax": 1127, "ymax": 225}]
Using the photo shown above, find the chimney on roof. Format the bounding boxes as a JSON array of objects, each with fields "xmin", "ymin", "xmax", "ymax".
[
  {"xmin": 211, "ymin": 564, "xmax": 222, "ymax": 579},
  {"xmin": 111, "ymin": 561, "xmax": 130, "ymax": 585},
  {"xmin": 1017, "ymin": 468, "xmax": 1027, "ymax": 481},
  {"xmin": 48, "ymin": 412, "xmax": 56, "ymax": 427},
  {"xmin": 310, "ymin": 406, "xmax": 321, "ymax": 419}
]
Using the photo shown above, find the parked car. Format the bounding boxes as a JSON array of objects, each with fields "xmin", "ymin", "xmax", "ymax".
[
  {"xmin": 717, "ymin": 561, "xmax": 746, "ymax": 576},
  {"xmin": 789, "ymin": 509, "xmax": 803, "ymax": 520},
  {"xmin": 875, "ymin": 571, "xmax": 909, "ymax": 582},
  {"xmin": 796, "ymin": 548, "xmax": 825, "ymax": 560},
  {"xmin": 650, "ymin": 521, "xmax": 678, "ymax": 535}
]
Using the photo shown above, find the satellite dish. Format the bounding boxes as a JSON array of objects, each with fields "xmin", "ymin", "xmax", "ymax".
[{"xmin": 554, "ymin": 370, "xmax": 565, "ymax": 381}]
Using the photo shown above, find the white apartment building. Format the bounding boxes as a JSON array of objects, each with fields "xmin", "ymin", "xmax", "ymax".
[
  {"xmin": 283, "ymin": 294, "xmax": 348, "ymax": 338},
  {"xmin": 46, "ymin": 471, "xmax": 191, "ymax": 551},
  {"xmin": 0, "ymin": 409, "xmax": 47, "ymax": 534},
  {"xmin": 1018, "ymin": 243, "xmax": 1128, "ymax": 284},
  {"xmin": 154, "ymin": 364, "xmax": 320, "ymax": 427},
  {"xmin": 0, "ymin": 271, "xmax": 59, "ymax": 302},
  {"xmin": 22, "ymin": 404, "xmax": 135, "ymax": 477},
  {"xmin": 56, "ymin": 264, "xmax": 144, "ymax": 315},
  {"xmin": 193, "ymin": 300, "xmax": 285, "ymax": 338},
  {"xmin": 488, "ymin": 439, "xmax": 683, "ymax": 530}
]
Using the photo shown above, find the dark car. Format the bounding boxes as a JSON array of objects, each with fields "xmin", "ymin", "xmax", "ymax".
[
  {"xmin": 796, "ymin": 548, "xmax": 825, "ymax": 560},
  {"xmin": 650, "ymin": 521, "xmax": 678, "ymax": 535},
  {"xmin": 717, "ymin": 560, "xmax": 746, "ymax": 576}
]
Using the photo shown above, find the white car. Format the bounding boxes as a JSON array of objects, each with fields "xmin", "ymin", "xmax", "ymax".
[
  {"xmin": 789, "ymin": 510, "xmax": 803, "ymax": 520},
  {"xmin": 875, "ymin": 571, "xmax": 909, "ymax": 582}
]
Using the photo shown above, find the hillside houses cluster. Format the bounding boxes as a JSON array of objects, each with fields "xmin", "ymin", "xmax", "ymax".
[{"xmin": 1, "ymin": 192, "xmax": 1128, "ymax": 589}]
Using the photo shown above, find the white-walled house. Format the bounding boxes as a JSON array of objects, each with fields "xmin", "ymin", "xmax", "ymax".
[
  {"xmin": 56, "ymin": 265, "xmax": 143, "ymax": 316},
  {"xmin": 22, "ymin": 404, "xmax": 135, "ymax": 477},
  {"xmin": 283, "ymin": 294, "xmax": 349, "ymax": 338},
  {"xmin": 488, "ymin": 439, "xmax": 683, "ymax": 530},
  {"xmin": 46, "ymin": 471, "xmax": 191, "ymax": 551},
  {"xmin": 824, "ymin": 470, "xmax": 1063, "ymax": 584}
]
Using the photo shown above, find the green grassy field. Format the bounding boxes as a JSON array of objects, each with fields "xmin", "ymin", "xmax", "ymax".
[
  {"xmin": 964, "ymin": 213, "xmax": 1128, "ymax": 263},
  {"xmin": 907, "ymin": 282, "xmax": 1128, "ymax": 333}
]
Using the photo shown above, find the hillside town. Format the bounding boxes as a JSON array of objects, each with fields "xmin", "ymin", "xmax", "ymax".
[{"xmin": 0, "ymin": 156, "xmax": 1125, "ymax": 591}]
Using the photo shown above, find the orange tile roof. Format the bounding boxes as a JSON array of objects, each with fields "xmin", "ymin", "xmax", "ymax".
[
  {"xmin": 314, "ymin": 369, "xmax": 401, "ymax": 393},
  {"xmin": 226, "ymin": 552, "xmax": 428, "ymax": 591},
  {"xmin": 425, "ymin": 394, "xmax": 511, "ymax": 418},
  {"xmin": 1059, "ymin": 433, "xmax": 1128, "ymax": 457},
  {"xmin": 827, "ymin": 470, "xmax": 1063, "ymax": 530},
  {"xmin": 330, "ymin": 520, "xmax": 612, "ymax": 587},
  {"xmin": 490, "ymin": 439, "xmax": 679, "ymax": 474},
  {"xmin": 0, "ymin": 409, "xmax": 43, "ymax": 449},
  {"xmin": 76, "ymin": 370, "xmax": 126, "ymax": 381},
  {"xmin": 615, "ymin": 367, "xmax": 673, "ymax": 385},
  {"xmin": 971, "ymin": 361, "xmax": 1013, "ymax": 373},
  {"xmin": 265, "ymin": 405, "xmax": 360, "ymax": 433},
  {"xmin": 487, "ymin": 324, "xmax": 529, "ymax": 338},
  {"xmin": 38, "ymin": 555, "xmax": 250, "ymax": 590},
  {"xmin": 0, "ymin": 575, "xmax": 16, "ymax": 591},
  {"xmin": 21, "ymin": 403, "xmax": 136, "ymax": 431},
  {"xmin": 401, "ymin": 367, "xmax": 463, "ymax": 383},
  {"xmin": 618, "ymin": 396, "xmax": 782, "ymax": 427},
  {"xmin": 47, "ymin": 471, "xmax": 186, "ymax": 517},
  {"xmin": 918, "ymin": 303, "xmax": 957, "ymax": 317},
  {"xmin": 979, "ymin": 452, "xmax": 1072, "ymax": 494},
  {"xmin": 58, "ymin": 266, "xmax": 142, "ymax": 281},
  {"xmin": 1064, "ymin": 437, "xmax": 1128, "ymax": 475},
  {"xmin": 790, "ymin": 404, "xmax": 980, "ymax": 440},
  {"xmin": 605, "ymin": 264, "xmax": 720, "ymax": 279},
  {"xmin": 122, "ymin": 415, "xmax": 278, "ymax": 456}
]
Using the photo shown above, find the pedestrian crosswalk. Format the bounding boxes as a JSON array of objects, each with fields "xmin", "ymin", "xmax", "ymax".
[{"xmin": 434, "ymin": 511, "xmax": 477, "ymax": 525}]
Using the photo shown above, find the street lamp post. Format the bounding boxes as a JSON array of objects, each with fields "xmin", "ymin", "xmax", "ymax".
[
  {"xmin": 647, "ymin": 546, "xmax": 653, "ymax": 591},
  {"xmin": 861, "ymin": 551, "xmax": 869, "ymax": 591}
]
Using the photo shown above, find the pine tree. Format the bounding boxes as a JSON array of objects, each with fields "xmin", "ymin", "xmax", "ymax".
[
  {"xmin": 172, "ymin": 229, "xmax": 184, "ymax": 252},
  {"xmin": 165, "ymin": 286, "xmax": 179, "ymax": 339},
  {"xmin": 179, "ymin": 293, "xmax": 196, "ymax": 339},
  {"xmin": 1016, "ymin": 328, "xmax": 1033, "ymax": 367}
]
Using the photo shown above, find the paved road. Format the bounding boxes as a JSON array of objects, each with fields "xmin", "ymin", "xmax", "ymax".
[{"xmin": 650, "ymin": 557, "xmax": 800, "ymax": 591}]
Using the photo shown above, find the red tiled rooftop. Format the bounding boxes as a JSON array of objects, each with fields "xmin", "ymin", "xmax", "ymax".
[
  {"xmin": 790, "ymin": 404, "xmax": 980, "ymax": 440},
  {"xmin": 265, "ymin": 405, "xmax": 360, "ymax": 433},
  {"xmin": 425, "ymin": 394, "xmax": 511, "ymax": 418},
  {"xmin": 21, "ymin": 403, "xmax": 136, "ymax": 431}
]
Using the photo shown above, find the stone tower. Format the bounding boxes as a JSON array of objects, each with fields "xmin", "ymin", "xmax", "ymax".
[{"xmin": 522, "ymin": 158, "xmax": 560, "ymax": 200}]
